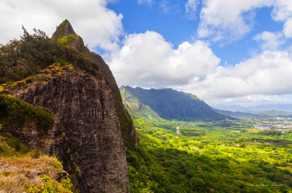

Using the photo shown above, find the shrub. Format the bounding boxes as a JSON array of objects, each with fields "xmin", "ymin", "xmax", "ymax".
[
  {"xmin": 0, "ymin": 28, "xmax": 65, "ymax": 83},
  {"xmin": 26, "ymin": 175, "xmax": 73, "ymax": 193}
]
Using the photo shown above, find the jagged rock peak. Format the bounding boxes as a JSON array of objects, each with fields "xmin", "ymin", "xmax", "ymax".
[
  {"xmin": 52, "ymin": 19, "xmax": 76, "ymax": 38},
  {"xmin": 52, "ymin": 19, "xmax": 86, "ymax": 51}
]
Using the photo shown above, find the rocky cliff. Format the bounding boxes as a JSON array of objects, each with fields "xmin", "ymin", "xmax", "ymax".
[{"xmin": 0, "ymin": 20, "xmax": 136, "ymax": 193}]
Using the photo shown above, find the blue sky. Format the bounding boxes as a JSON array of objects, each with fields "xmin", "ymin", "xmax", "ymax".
[{"xmin": 109, "ymin": 0, "xmax": 197, "ymax": 46}]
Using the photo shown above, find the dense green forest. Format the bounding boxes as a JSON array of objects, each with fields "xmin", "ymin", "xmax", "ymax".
[{"xmin": 127, "ymin": 118, "xmax": 292, "ymax": 193}]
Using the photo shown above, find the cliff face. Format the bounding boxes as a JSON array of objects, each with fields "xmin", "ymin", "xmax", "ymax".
[
  {"xmin": 17, "ymin": 68, "xmax": 130, "ymax": 193},
  {"xmin": 0, "ymin": 20, "xmax": 136, "ymax": 193}
]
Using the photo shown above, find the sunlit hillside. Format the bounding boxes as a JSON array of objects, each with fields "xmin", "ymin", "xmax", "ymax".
[{"xmin": 128, "ymin": 118, "xmax": 292, "ymax": 193}]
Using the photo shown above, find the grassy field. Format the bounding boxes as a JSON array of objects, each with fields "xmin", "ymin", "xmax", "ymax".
[{"xmin": 128, "ymin": 118, "xmax": 292, "ymax": 193}]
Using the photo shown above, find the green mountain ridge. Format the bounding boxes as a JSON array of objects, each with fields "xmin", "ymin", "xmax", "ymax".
[
  {"xmin": 121, "ymin": 86, "xmax": 231, "ymax": 122},
  {"xmin": 121, "ymin": 86, "xmax": 160, "ymax": 120}
]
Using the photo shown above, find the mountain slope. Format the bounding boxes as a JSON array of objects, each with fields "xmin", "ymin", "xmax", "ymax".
[
  {"xmin": 121, "ymin": 86, "xmax": 229, "ymax": 121},
  {"xmin": 120, "ymin": 87, "xmax": 160, "ymax": 120},
  {"xmin": 0, "ymin": 20, "xmax": 136, "ymax": 193}
]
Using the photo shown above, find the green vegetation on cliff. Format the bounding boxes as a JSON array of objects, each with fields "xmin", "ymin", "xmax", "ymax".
[
  {"xmin": 0, "ymin": 94, "xmax": 72, "ymax": 193},
  {"xmin": 0, "ymin": 28, "xmax": 65, "ymax": 83},
  {"xmin": 56, "ymin": 34, "xmax": 79, "ymax": 47},
  {"xmin": 128, "ymin": 118, "xmax": 292, "ymax": 193},
  {"xmin": 0, "ymin": 94, "xmax": 53, "ymax": 132},
  {"xmin": 0, "ymin": 24, "xmax": 102, "ymax": 85}
]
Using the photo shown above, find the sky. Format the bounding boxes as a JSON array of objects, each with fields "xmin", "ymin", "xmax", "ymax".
[{"xmin": 1, "ymin": 0, "xmax": 292, "ymax": 111}]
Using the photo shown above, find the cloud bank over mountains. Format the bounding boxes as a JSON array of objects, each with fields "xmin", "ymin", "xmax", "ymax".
[{"xmin": 1, "ymin": 0, "xmax": 292, "ymax": 107}]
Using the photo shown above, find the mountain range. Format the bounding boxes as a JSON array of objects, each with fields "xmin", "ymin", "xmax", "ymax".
[{"xmin": 121, "ymin": 86, "xmax": 231, "ymax": 122}]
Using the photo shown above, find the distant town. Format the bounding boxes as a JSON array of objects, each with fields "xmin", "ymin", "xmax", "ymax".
[{"xmin": 253, "ymin": 117, "xmax": 292, "ymax": 133}]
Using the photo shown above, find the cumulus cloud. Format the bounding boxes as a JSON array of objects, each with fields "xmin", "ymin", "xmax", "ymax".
[
  {"xmin": 198, "ymin": 0, "xmax": 292, "ymax": 43},
  {"xmin": 109, "ymin": 31, "xmax": 220, "ymax": 87},
  {"xmin": 185, "ymin": 0, "xmax": 198, "ymax": 15},
  {"xmin": 0, "ymin": 0, "xmax": 123, "ymax": 50},
  {"xmin": 283, "ymin": 18, "xmax": 292, "ymax": 38},
  {"xmin": 198, "ymin": 0, "xmax": 272, "ymax": 41},
  {"xmin": 255, "ymin": 31, "xmax": 284, "ymax": 50},
  {"xmin": 270, "ymin": 0, "xmax": 292, "ymax": 40},
  {"xmin": 271, "ymin": 0, "xmax": 292, "ymax": 21},
  {"xmin": 197, "ymin": 0, "xmax": 292, "ymax": 42},
  {"xmin": 190, "ymin": 0, "xmax": 292, "ymax": 106},
  {"xmin": 184, "ymin": 51, "xmax": 292, "ymax": 101}
]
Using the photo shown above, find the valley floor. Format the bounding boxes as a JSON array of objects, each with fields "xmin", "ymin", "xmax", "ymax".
[{"xmin": 128, "ymin": 118, "xmax": 292, "ymax": 193}]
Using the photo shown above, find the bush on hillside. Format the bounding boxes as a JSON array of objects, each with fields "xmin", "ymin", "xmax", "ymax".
[{"xmin": 0, "ymin": 28, "xmax": 65, "ymax": 83}]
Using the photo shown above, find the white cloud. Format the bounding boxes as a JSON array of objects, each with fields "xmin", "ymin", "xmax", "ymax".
[
  {"xmin": 185, "ymin": 0, "xmax": 198, "ymax": 15},
  {"xmin": 283, "ymin": 18, "xmax": 292, "ymax": 38},
  {"xmin": 184, "ymin": 51, "xmax": 292, "ymax": 102},
  {"xmin": 197, "ymin": 0, "xmax": 292, "ymax": 43},
  {"xmin": 271, "ymin": 0, "xmax": 292, "ymax": 21},
  {"xmin": 0, "ymin": 0, "xmax": 123, "ymax": 50},
  {"xmin": 198, "ymin": 0, "xmax": 272, "ymax": 41},
  {"xmin": 191, "ymin": 0, "xmax": 292, "ymax": 107},
  {"xmin": 197, "ymin": 0, "xmax": 292, "ymax": 41},
  {"xmin": 271, "ymin": 1, "xmax": 292, "ymax": 39},
  {"xmin": 109, "ymin": 31, "xmax": 220, "ymax": 87},
  {"xmin": 255, "ymin": 31, "xmax": 284, "ymax": 50}
]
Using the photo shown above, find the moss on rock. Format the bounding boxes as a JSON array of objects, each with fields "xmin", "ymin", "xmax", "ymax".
[{"xmin": 57, "ymin": 34, "xmax": 79, "ymax": 47}]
